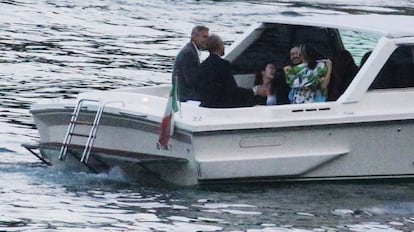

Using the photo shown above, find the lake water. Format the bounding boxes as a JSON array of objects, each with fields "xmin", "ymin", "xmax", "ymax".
[{"xmin": 2, "ymin": 0, "xmax": 414, "ymax": 231}]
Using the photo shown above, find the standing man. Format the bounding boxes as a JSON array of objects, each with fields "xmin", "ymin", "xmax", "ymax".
[
  {"xmin": 172, "ymin": 25, "xmax": 209, "ymax": 102},
  {"xmin": 197, "ymin": 34, "xmax": 266, "ymax": 108}
]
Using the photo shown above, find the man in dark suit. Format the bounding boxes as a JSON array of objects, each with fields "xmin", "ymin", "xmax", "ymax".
[
  {"xmin": 172, "ymin": 25, "xmax": 209, "ymax": 102},
  {"xmin": 198, "ymin": 34, "xmax": 266, "ymax": 108}
]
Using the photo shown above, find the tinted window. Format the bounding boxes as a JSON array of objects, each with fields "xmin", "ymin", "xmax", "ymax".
[{"xmin": 369, "ymin": 46, "xmax": 414, "ymax": 90}]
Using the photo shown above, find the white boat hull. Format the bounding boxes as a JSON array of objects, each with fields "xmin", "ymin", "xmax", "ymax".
[
  {"xmin": 31, "ymin": 100, "xmax": 414, "ymax": 185},
  {"xmin": 32, "ymin": 105, "xmax": 199, "ymax": 185},
  {"xmin": 194, "ymin": 120, "xmax": 414, "ymax": 183}
]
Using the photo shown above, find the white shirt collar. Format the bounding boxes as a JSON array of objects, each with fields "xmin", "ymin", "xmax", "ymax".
[{"xmin": 192, "ymin": 42, "xmax": 201, "ymax": 58}]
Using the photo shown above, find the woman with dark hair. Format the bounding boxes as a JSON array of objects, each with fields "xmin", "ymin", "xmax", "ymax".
[
  {"xmin": 254, "ymin": 63, "xmax": 290, "ymax": 105},
  {"xmin": 328, "ymin": 50, "xmax": 359, "ymax": 101},
  {"xmin": 284, "ymin": 44, "xmax": 332, "ymax": 104},
  {"xmin": 254, "ymin": 63, "xmax": 277, "ymax": 105}
]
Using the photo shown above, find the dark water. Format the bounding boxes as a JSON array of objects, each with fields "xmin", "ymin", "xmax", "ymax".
[{"xmin": 2, "ymin": 0, "xmax": 414, "ymax": 231}]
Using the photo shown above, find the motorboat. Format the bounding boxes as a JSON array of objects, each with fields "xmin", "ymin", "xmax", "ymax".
[{"xmin": 26, "ymin": 14, "xmax": 414, "ymax": 185}]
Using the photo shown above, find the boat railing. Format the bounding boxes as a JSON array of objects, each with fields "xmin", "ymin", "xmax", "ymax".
[{"xmin": 58, "ymin": 99, "xmax": 126, "ymax": 168}]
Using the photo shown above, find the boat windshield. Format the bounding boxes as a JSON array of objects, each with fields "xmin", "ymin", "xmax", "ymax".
[{"xmin": 338, "ymin": 29, "xmax": 380, "ymax": 67}]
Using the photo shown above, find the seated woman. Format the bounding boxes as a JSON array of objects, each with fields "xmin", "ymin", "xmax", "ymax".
[
  {"xmin": 254, "ymin": 63, "xmax": 290, "ymax": 105},
  {"xmin": 284, "ymin": 44, "xmax": 332, "ymax": 104},
  {"xmin": 254, "ymin": 63, "xmax": 277, "ymax": 105}
]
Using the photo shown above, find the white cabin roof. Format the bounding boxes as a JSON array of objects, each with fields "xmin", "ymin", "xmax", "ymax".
[{"xmin": 266, "ymin": 14, "xmax": 414, "ymax": 38}]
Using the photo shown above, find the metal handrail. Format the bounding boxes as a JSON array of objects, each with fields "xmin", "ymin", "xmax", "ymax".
[{"xmin": 58, "ymin": 99, "xmax": 101, "ymax": 161}]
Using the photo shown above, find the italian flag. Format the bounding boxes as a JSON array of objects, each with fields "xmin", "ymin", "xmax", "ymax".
[{"xmin": 158, "ymin": 83, "xmax": 179, "ymax": 149}]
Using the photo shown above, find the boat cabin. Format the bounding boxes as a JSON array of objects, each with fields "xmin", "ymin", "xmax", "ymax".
[{"xmin": 225, "ymin": 14, "xmax": 414, "ymax": 104}]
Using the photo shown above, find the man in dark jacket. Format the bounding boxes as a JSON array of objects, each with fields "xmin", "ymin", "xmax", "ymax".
[
  {"xmin": 172, "ymin": 25, "xmax": 209, "ymax": 102},
  {"xmin": 198, "ymin": 34, "xmax": 265, "ymax": 108}
]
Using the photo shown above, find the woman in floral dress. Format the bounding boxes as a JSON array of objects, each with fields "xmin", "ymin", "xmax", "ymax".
[{"xmin": 284, "ymin": 44, "xmax": 332, "ymax": 104}]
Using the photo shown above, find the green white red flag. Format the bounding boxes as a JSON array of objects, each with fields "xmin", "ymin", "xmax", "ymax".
[{"xmin": 158, "ymin": 83, "xmax": 179, "ymax": 149}]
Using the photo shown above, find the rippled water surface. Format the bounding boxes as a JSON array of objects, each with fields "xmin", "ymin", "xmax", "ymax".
[{"xmin": 2, "ymin": 0, "xmax": 414, "ymax": 231}]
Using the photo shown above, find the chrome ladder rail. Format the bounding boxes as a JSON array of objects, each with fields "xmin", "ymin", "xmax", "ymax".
[
  {"xmin": 58, "ymin": 99, "xmax": 102, "ymax": 162},
  {"xmin": 80, "ymin": 103, "xmax": 105, "ymax": 164}
]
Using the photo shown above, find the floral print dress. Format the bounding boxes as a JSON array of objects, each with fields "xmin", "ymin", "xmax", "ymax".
[{"xmin": 285, "ymin": 61, "xmax": 328, "ymax": 104}]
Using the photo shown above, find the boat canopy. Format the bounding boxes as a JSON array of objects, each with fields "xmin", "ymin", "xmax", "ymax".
[{"xmin": 266, "ymin": 14, "xmax": 414, "ymax": 38}]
